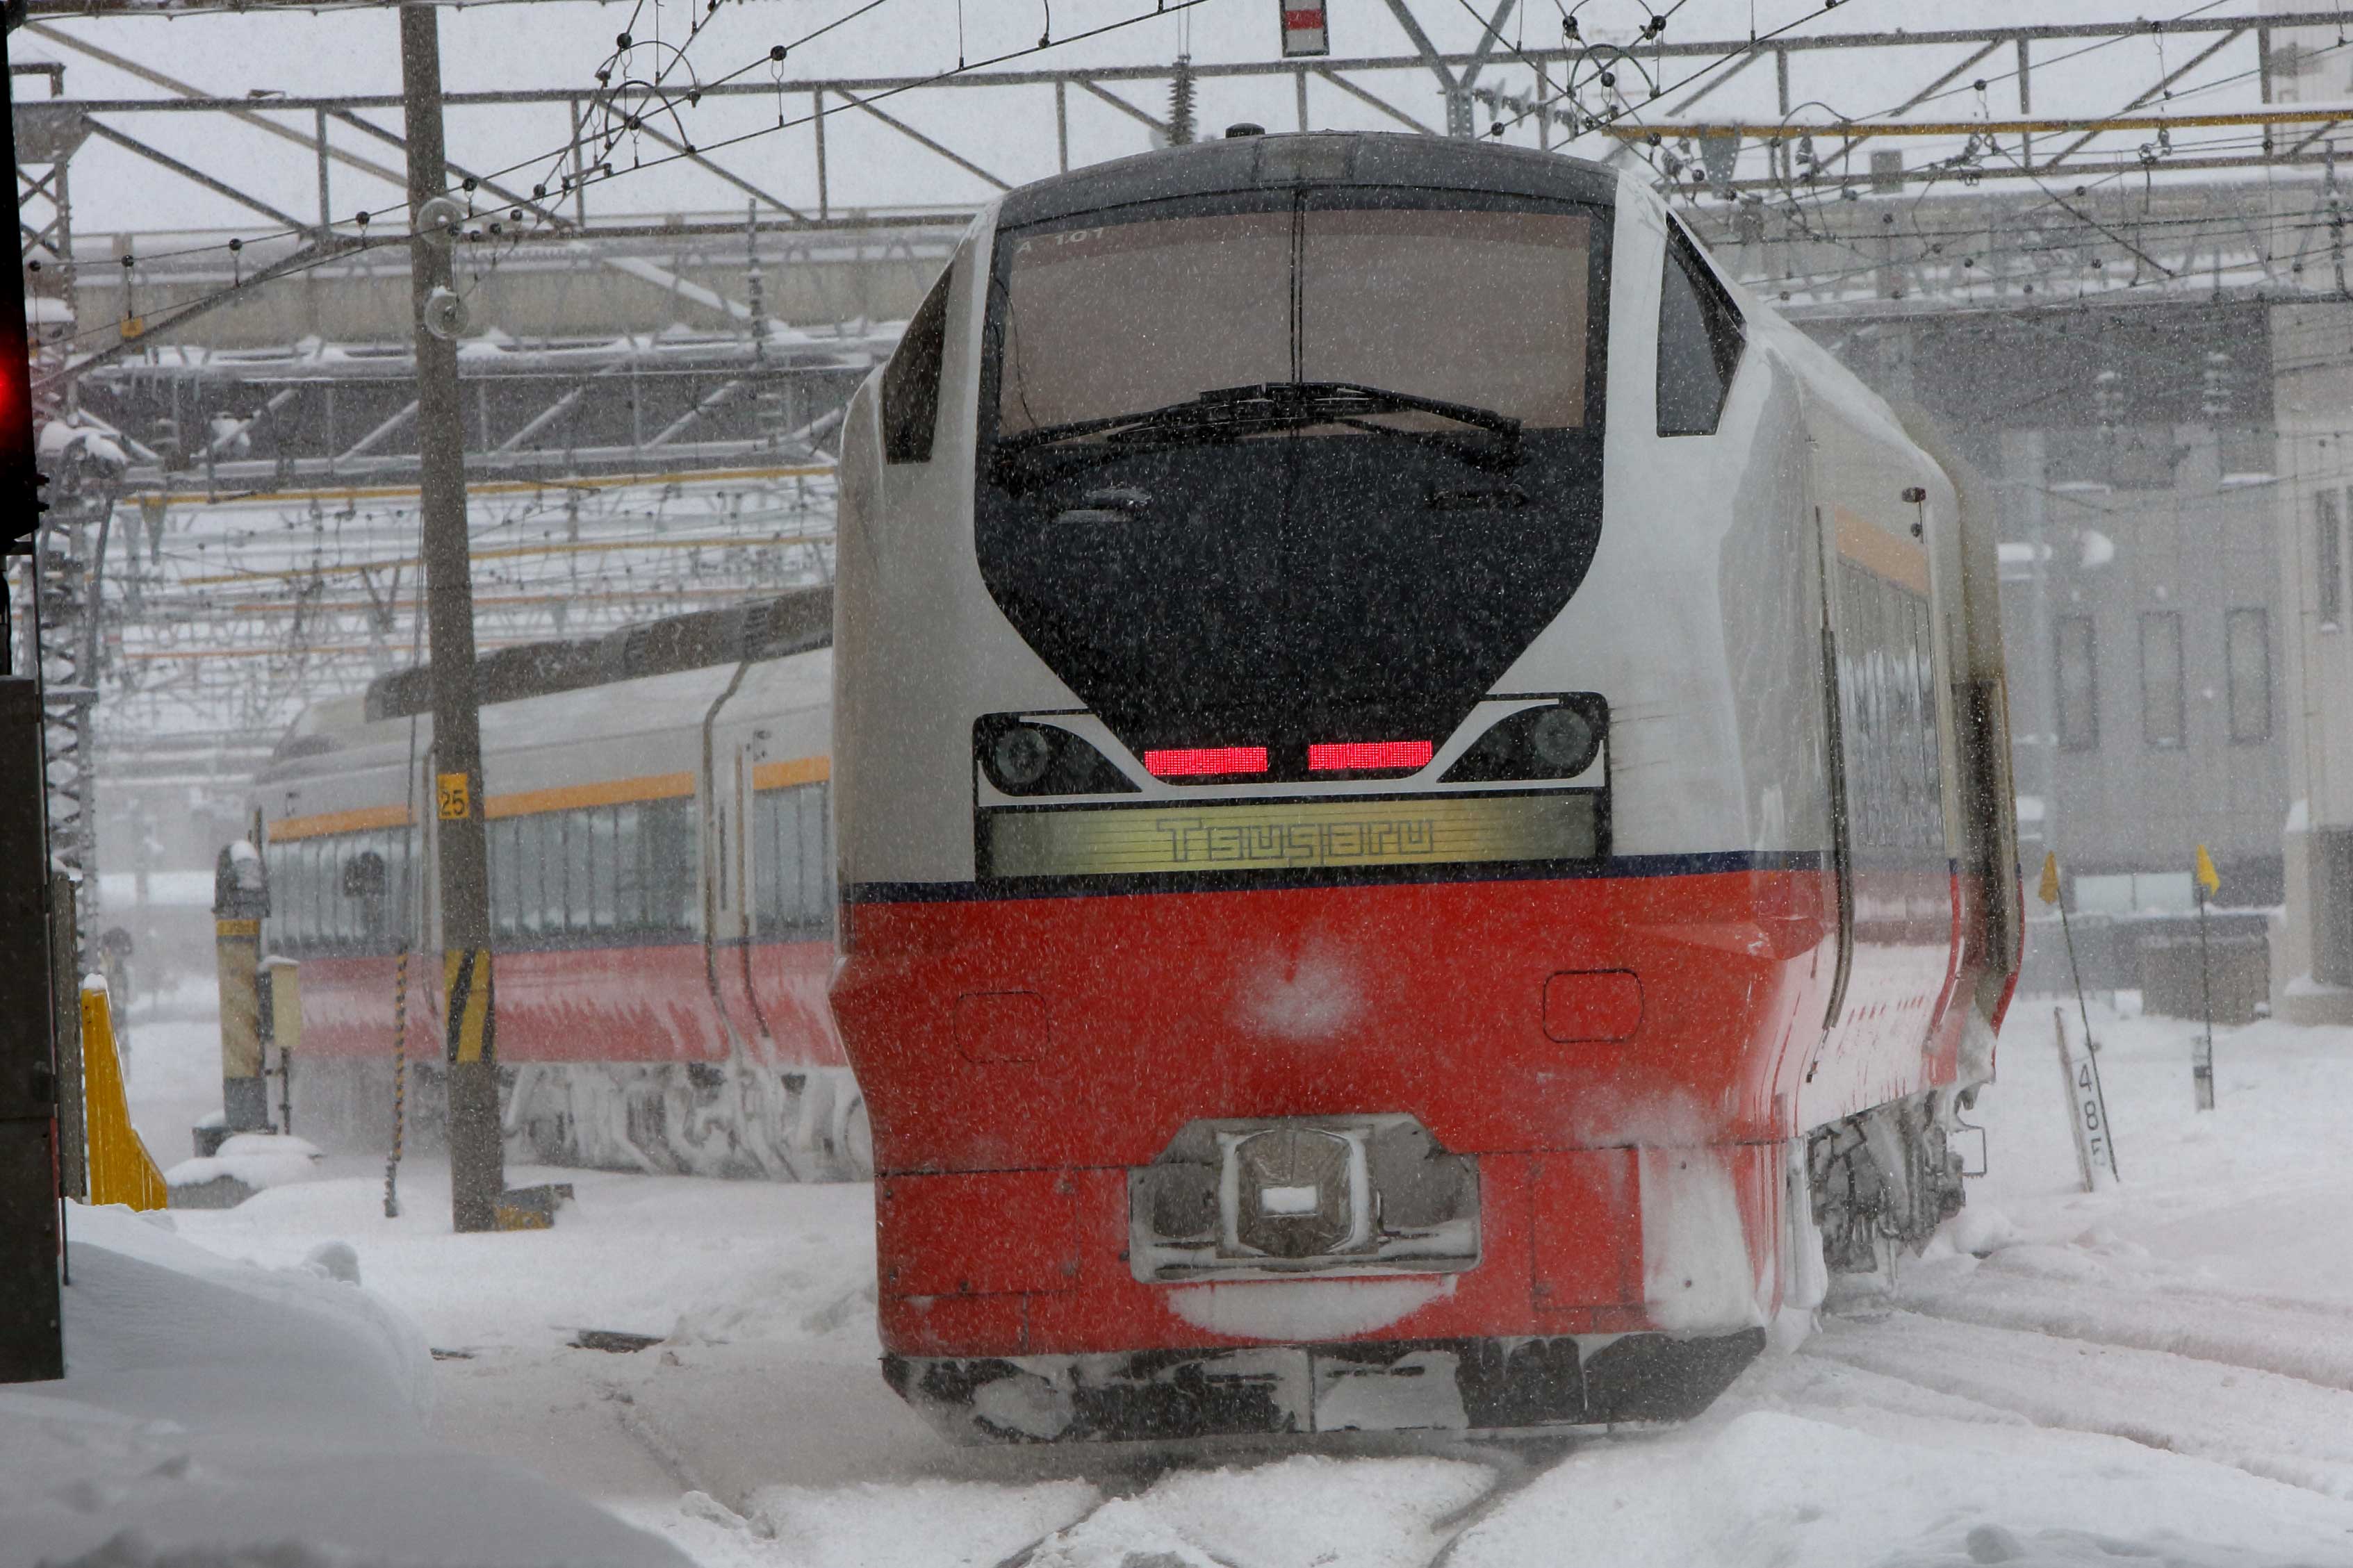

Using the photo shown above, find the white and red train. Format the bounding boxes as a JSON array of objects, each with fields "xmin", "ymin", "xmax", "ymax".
[
  {"xmin": 826, "ymin": 131, "xmax": 2019, "ymax": 1439},
  {"xmin": 249, "ymin": 590, "xmax": 867, "ymax": 1180}
]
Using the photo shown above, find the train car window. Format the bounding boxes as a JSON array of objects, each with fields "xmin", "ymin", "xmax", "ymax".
[
  {"xmin": 643, "ymin": 798, "xmax": 698, "ymax": 934},
  {"xmin": 274, "ymin": 843, "xmax": 295, "ymax": 951},
  {"xmin": 530, "ymin": 816, "xmax": 559, "ymax": 935},
  {"xmin": 547, "ymin": 814, "xmax": 571, "ymax": 933},
  {"xmin": 1656, "ymin": 220, "xmax": 1744, "ymax": 437},
  {"xmin": 293, "ymin": 841, "xmax": 318, "ymax": 951},
  {"xmin": 2056, "ymin": 616, "xmax": 2101, "ymax": 751},
  {"xmin": 309, "ymin": 845, "xmax": 329, "ymax": 950},
  {"xmin": 539, "ymin": 814, "xmax": 564, "ymax": 933},
  {"xmin": 2227, "ymin": 607, "xmax": 2272, "ymax": 745},
  {"xmin": 343, "ymin": 846, "xmax": 388, "ymax": 949},
  {"xmin": 273, "ymin": 842, "xmax": 295, "ymax": 951},
  {"xmin": 565, "ymin": 810, "xmax": 594, "ymax": 933},
  {"xmin": 882, "ymin": 264, "xmax": 953, "ymax": 463},
  {"xmin": 614, "ymin": 804, "xmax": 645, "ymax": 930},
  {"xmin": 801, "ymin": 784, "xmax": 832, "ymax": 932},
  {"xmin": 752, "ymin": 789, "xmax": 785, "ymax": 932},
  {"xmin": 588, "ymin": 809, "xmax": 618, "ymax": 931},
  {"xmin": 516, "ymin": 819, "xmax": 535, "ymax": 934},
  {"xmin": 486, "ymin": 820, "xmax": 513, "ymax": 940},
  {"xmin": 805, "ymin": 785, "xmax": 833, "ymax": 930},
  {"xmin": 2140, "ymin": 611, "xmax": 2186, "ymax": 749},
  {"xmin": 1835, "ymin": 561, "xmax": 1944, "ymax": 854},
  {"xmin": 748, "ymin": 784, "xmax": 830, "ymax": 934}
]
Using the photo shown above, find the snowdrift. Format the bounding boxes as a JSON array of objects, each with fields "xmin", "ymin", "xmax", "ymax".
[{"xmin": 0, "ymin": 1202, "xmax": 690, "ymax": 1568}]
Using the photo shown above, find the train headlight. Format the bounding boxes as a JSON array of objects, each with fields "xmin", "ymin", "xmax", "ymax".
[
  {"xmin": 990, "ymin": 726, "xmax": 1054, "ymax": 789},
  {"xmin": 1443, "ymin": 694, "xmax": 1607, "ymax": 784},
  {"xmin": 973, "ymin": 716, "xmax": 1139, "ymax": 798},
  {"xmin": 1529, "ymin": 706, "xmax": 1598, "ymax": 773}
]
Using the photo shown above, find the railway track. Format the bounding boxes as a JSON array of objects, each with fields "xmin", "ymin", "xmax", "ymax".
[
  {"xmin": 1806, "ymin": 1262, "xmax": 2353, "ymax": 1501},
  {"xmin": 992, "ymin": 1435, "xmax": 1574, "ymax": 1568}
]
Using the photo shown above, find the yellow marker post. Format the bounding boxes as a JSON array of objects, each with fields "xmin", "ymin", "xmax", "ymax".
[
  {"xmin": 82, "ymin": 983, "xmax": 165, "ymax": 1211},
  {"xmin": 2193, "ymin": 845, "xmax": 2220, "ymax": 1110}
]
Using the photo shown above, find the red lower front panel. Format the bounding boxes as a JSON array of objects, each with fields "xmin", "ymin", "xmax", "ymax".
[{"xmin": 833, "ymin": 866, "xmax": 1969, "ymax": 1360}]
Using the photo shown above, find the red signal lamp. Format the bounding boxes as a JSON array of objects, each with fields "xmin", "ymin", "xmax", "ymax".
[
  {"xmin": 1143, "ymin": 746, "xmax": 1269, "ymax": 778},
  {"xmin": 1306, "ymin": 740, "xmax": 1433, "ymax": 773}
]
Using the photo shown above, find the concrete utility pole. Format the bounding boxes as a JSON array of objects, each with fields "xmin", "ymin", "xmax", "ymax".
[{"xmin": 400, "ymin": 4, "xmax": 502, "ymax": 1232}]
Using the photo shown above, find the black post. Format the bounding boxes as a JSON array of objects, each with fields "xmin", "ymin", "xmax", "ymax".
[
  {"xmin": 0, "ymin": 677, "xmax": 60, "ymax": 1383},
  {"xmin": 0, "ymin": 12, "xmax": 63, "ymax": 1386},
  {"xmin": 400, "ymin": 6, "xmax": 502, "ymax": 1231}
]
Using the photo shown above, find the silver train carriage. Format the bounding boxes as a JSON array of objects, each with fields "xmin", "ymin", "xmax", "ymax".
[{"xmin": 243, "ymin": 589, "xmax": 869, "ymax": 1180}]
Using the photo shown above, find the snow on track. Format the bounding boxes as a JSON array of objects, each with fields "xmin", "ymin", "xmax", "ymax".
[
  {"xmin": 1006, "ymin": 1453, "xmax": 1498, "ymax": 1568},
  {"xmin": 1897, "ymin": 1244, "xmax": 2353, "ymax": 1392},
  {"xmin": 1810, "ymin": 1307, "xmax": 2353, "ymax": 1499},
  {"xmin": 1446, "ymin": 1401, "xmax": 2353, "ymax": 1568}
]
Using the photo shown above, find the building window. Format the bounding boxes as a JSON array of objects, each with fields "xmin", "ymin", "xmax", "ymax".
[
  {"xmin": 2140, "ymin": 611, "xmax": 2185, "ymax": 749},
  {"xmin": 2321, "ymin": 488, "xmax": 2345, "ymax": 629},
  {"xmin": 2055, "ymin": 615, "xmax": 2099, "ymax": 751},
  {"xmin": 2227, "ymin": 607, "xmax": 2272, "ymax": 745}
]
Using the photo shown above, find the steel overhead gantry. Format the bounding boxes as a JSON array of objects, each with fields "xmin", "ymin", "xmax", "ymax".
[
  {"xmin": 16, "ymin": 15, "xmax": 2353, "ymax": 224},
  {"xmin": 15, "ymin": 11, "xmax": 2353, "ymax": 310}
]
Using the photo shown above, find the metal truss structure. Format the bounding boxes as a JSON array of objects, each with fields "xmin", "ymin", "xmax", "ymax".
[
  {"xmin": 17, "ymin": 2, "xmax": 2353, "ymax": 882},
  {"xmin": 17, "ymin": 10, "xmax": 2353, "ymax": 363},
  {"xmin": 93, "ymin": 464, "xmax": 837, "ymax": 775},
  {"xmin": 76, "ymin": 319, "xmax": 895, "ymax": 492}
]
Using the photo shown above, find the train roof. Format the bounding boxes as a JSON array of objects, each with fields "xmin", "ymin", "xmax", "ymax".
[
  {"xmin": 256, "ymin": 646, "xmax": 832, "ymax": 794},
  {"xmin": 263, "ymin": 585, "xmax": 833, "ymax": 779},
  {"xmin": 359, "ymin": 584, "xmax": 830, "ymax": 725},
  {"xmin": 994, "ymin": 131, "xmax": 1619, "ymax": 231}
]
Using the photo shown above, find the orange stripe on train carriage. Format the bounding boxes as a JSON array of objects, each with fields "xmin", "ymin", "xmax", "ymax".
[
  {"xmin": 265, "ymin": 802, "xmax": 413, "ymax": 842},
  {"xmin": 486, "ymin": 771, "xmax": 697, "ymax": 819},
  {"xmin": 268, "ymin": 756, "xmax": 830, "ymax": 841},
  {"xmin": 751, "ymin": 755, "xmax": 830, "ymax": 790},
  {"xmin": 1833, "ymin": 503, "xmax": 1930, "ymax": 595}
]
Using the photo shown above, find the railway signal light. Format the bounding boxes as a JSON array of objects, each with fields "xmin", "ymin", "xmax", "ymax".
[
  {"xmin": 0, "ymin": 26, "xmax": 46, "ymax": 552},
  {"xmin": 1279, "ymin": 3, "xmax": 1329, "ymax": 58}
]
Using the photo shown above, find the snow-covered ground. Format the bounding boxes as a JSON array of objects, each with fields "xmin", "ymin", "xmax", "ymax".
[{"xmin": 28, "ymin": 995, "xmax": 2353, "ymax": 1567}]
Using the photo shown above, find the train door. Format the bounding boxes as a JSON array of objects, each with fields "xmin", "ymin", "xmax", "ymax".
[
  {"xmin": 1805, "ymin": 444, "xmax": 1963, "ymax": 1118},
  {"xmin": 701, "ymin": 727, "xmax": 771, "ymax": 1058}
]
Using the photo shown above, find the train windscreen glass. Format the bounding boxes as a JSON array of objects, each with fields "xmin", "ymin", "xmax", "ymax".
[
  {"xmin": 994, "ymin": 208, "xmax": 1591, "ymax": 436},
  {"xmin": 975, "ymin": 195, "xmax": 1611, "ymax": 765}
]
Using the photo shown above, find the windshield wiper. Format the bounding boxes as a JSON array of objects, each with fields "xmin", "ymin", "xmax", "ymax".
[{"xmin": 990, "ymin": 381, "xmax": 1524, "ymax": 493}]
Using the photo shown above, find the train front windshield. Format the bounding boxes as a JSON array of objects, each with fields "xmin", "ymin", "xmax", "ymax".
[
  {"xmin": 976, "ymin": 195, "xmax": 1611, "ymax": 759},
  {"xmin": 992, "ymin": 207, "xmax": 1593, "ymax": 436}
]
